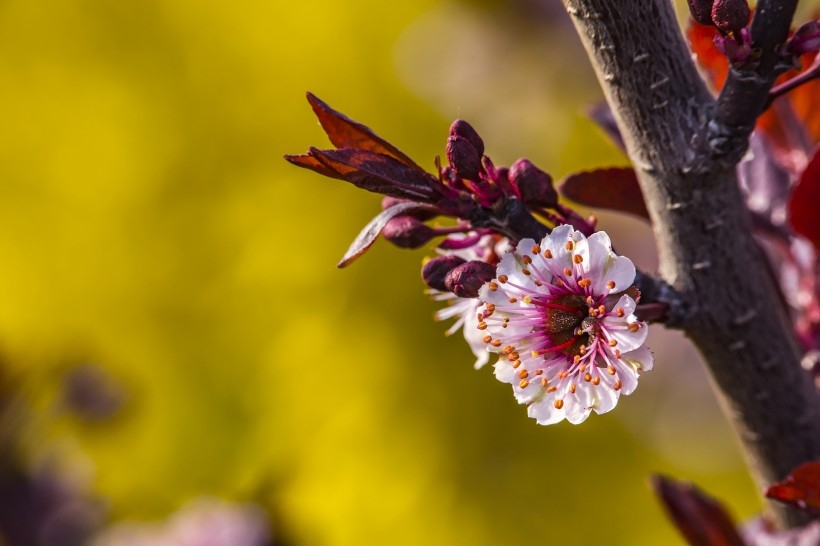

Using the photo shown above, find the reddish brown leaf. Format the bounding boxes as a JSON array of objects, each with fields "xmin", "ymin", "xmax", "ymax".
[
  {"xmin": 306, "ymin": 92, "xmax": 420, "ymax": 169},
  {"xmin": 765, "ymin": 461, "xmax": 820, "ymax": 515},
  {"xmin": 283, "ymin": 153, "xmax": 340, "ymax": 179},
  {"xmin": 651, "ymin": 475, "xmax": 746, "ymax": 546},
  {"xmin": 337, "ymin": 202, "xmax": 438, "ymax": 268},
  {"xmin": 789, "ymin": 146, "xmax": 820, "ymax": 250},
  {"xmin": 308, "ymin": 147, "xmax": 439, "ymax": 202},
  {"xmin": 559, "ymin": 167, "xmax": 649, "ymax": 220}
]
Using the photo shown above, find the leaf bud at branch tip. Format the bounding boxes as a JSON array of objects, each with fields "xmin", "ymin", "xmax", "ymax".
[
  {"xmin": 444, "ymin": 260, "xmax": 497, "ymax": 298},
  {"xmin": 422, "ymin": 255, "xmax": 467, "ymax": 291}
]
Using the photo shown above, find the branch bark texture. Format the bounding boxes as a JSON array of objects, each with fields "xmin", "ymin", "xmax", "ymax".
[{"xmin": 561, "ymin": 0, "xmax": 820, "ymax": 526}]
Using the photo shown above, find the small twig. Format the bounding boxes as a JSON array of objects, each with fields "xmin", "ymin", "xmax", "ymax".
[{"xmin": 768, "ymin": 55, "xmax": 820, "ymax": 102}]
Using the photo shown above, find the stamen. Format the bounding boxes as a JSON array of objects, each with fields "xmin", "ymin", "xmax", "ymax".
[
  {"xmin": 509, "ymin": 352, "xmax": 519, "ymax": 361},
  {"xmin": 520, "ymin": 379, "xmax": 530, "ymax": 389},
  {"xmin": 569, "ymin": 384, "xmax": 576, "ymax": 393},
  {"xmin": 522, "ymin": 255, "xmax": 532, "ymax": 265},
  {"xmin": 498, "ymin": 275, "xmax": 508, "ymax": 284},
  {"xmin": 629, "ymin": 323, "xmax": 640, "ymax": 332},
  {"xmin": 554, "ymin": 399, "xmax": 564, "ymax": 409},
  {"xmin": 606, "ymin": 280, "xmax": 616, "ymax": 289},
  {"xmin": 542, "ymin": 301, "xmax": 582, "ymax": 312},
  {"xmin": 592, "ymin": 376, "xmax": 600, "ymax": 385},
  {"xmin": 531, "ymin": 244, "xmax": 541, "ymax": 254},
  {"xmin": 534, "ymin": 369, "xmax": 543, "ymax": 376},
  {"xmin": 546, "ymin": 385, "xmax": 557, "ymax": 393},
  {"xmin": 483, "ymin": 335, "xmax": 492, "ymax": 343},
  {"xmin": 509, "ymin": 297, "xmax": 517, "ymax": 303},
  {"xmin": 573, "ymin": 255, "xmax": 583, "ymax": 264},
  {"xmin": 503, "ymin": 345, "xmax": 514, "ymax": 354},
  {"xmin": 533, "ymin": 336, "xmax": 580, "ymax": 355},
  {"xmin": 598, "ymin": 305, "xmax": 606, "ymax": 315},
  {"xmin": 607, "ymin": 365, "xmax": 616, "ymax": 375},
  {"xmin": 518, "ymin": 369, "xmax": 529, "ymax": 379},
  {"xmin": 584, "ymin": 372, "xmax": 592, "ymax": 382},
  {"xmin": 477, "ymin": 322, "xmax": 487, "ymax": 330},
  {"xmin": 523, "ymin": 296, "xmax": 532, "ymax": 304},
  {"xmin": 512, "ymin": 360, "xmax": 521, "ymax": 368},
  {"xmin": 615, "ymin": 307, "xmax": 625, "ymax": 317},
  {"xmin": 563, "ymin": 268, "xmax": 572, "ymax": 276},
  {"xmin": 565, "ymin": 241, "xmax": 574, "ymax": 251},
  {"xmin": 613, "ymin": 380, "xmax": 622, "ymax": 391},
  {"xmin": 541, "ymin": 378, "xmax": 548, "ymax": 387},
  {"xmin": 489, "ymin": 282, "xmax": 498, "ymax": 291},
  {"xmin": 543, "ymin": 249, "xmax": 553, "ymax": 259},
  {"xmin": 609, "ymin": 339, "xmax": 618, "ymax": 347},
  {"xmin": 523, "ymin": 268, "xmax": 531, "ymax": 276},
  {"xmin": 491, "ymin": 339, "xmax": 501, "ymax": 347}
]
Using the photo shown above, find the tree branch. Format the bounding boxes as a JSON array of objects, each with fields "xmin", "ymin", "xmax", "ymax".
[
  {"xmin": 562, "ymin": 0, "xmax": 820, "ymax": 527},
  {"xmin": 710, "ymin": 0, "xmax": 799, "ymax": 165}
]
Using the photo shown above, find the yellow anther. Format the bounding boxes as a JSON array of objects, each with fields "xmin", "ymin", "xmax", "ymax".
[
  {"xmin": 614, "ymin": 380, "xmax": 622, "ymax": 391},
  {"xmin": 541, "ymin": 378, "xmax": 548, "ymax": 388},
  {"xmin": 569, "ymin": 384, "xmax": 576, "ymax": 393},
  {"xmin": 584, "ymin": 372, "xmax": 592, "ymax": 382},
  {"xmin": 518, "ymin": 369, "xmax": 529, "ymax": 379},
  {"xmin": 546, "ymin": 385, "xmax": 557, "ymax": 393},
  {"xmin": 491, "ymin": 339, "xmax": 501, "ymax": 347},
  {"xmin": 483, "ymin": 335, "xmax": 492, "ymax": 343},
  {"xmin": 629, "ymin": 323, "xmax": 640, "ymax": 332},
  {"xmin": 498, "ymin": 275, "xmax": 508, "ymax": 284},
  {"xmin": 512, "ymin": 360, "xmax": 521, "ymax": 369},
  {"xmin": 565, "ymin": 241, "xmax": 574, "ymax": 251},
  {"xmin": 534, "ymin": 369, "xmax": 543, "ymax": 376},
  {"xmin": 509, "ymin": 297, "xmax": 517, "ymax": 304},
  {"xmin": 606, "ymin": 280, "xmax": 616, "ymax": 289},
  {"xmin": 608, "ymin": 339, "xmax": 618, "ymax": 347},
  {"xmin": 573, "ymin": 255, "xmax": 583, "ymax": 264},
  {"xmin": 616, "ymin": 307, "xmax": 625, "ymax": 317},
  {"xmin": 523, "ymin": 296, "xmax": 532, "ymax": 304},
  {"xmin": 592, "ymin": 376, "xmax": 601, "ymax": 385},
  {"xmin": 554, "ymin": 399, "xmax": 564, "ymax": 409},
  {"xmin": 523, "ymin": 255, "xmax": 532, "ymax": 264},
  {"xmin": 563, "ymin": 268, "xmax": 572, "ymax": 276},
  {"xmin": 489, "ymin": 282, "xmax": 498, "ymax": 291},
  {"xmin": 519, "ymin": 379, "xmax": 530, "ymax": 389},
  {"xmin": 544, "ymin": 249, "xmax": 553, "ymax": 259},
  {"xmin": 477, "ymin": 322, "xmax": 487, "ymax": 330},
  {"xmin": 607, "ymin": 365, "xmax": 616, "ymax": 375}
]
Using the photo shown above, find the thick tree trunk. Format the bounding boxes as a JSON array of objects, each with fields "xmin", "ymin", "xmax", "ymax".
[{"xmin": 561, "ymin": 0, "xmax": 820, "ymax": 527}]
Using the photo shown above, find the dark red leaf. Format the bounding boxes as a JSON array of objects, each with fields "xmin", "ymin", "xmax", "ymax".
[
  {"xmin": 789, "ymin": 146, "xmax": 820, "ymax": 250},
  {"xmin": 337, "ymin": 202, "xmax": 438, "ymax": 268},
  {"xmin": 651, "ymin": 475, "xmax": 746, "ymax": 546},
  {"xmin": 308, "ymin": 147, "xmax": 440, "ymax": 202},
  {"xmin": 765, "ymin": 461, "xmax": 820, "ymax": 515},
  {"xmin": 283, "ymin": 153, "xmax": 340, "ymax": 179},
  {"xmin": 306, "ymin": 92, "xmax": 420, "ymax": 169},
  {"xmin": 559, "ymin": 167, "xmax": 649, "ymax": 220}
]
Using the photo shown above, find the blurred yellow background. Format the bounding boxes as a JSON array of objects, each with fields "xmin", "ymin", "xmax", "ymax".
[{"xmin": 0, "ymin": 0, "xmax": 769, "ymax": 544}]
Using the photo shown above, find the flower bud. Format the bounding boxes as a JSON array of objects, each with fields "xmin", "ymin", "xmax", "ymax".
[
  {"xmin": 446, "ymin": 136, "xmax": 482, "ymax": 181},
  {"xmin": 787, "ymin": 20, "xmax": 820, "ymax": 56},
  {"xmin": 422, "ymin": 255, "xmax": 466, "ymax": 291},
  {"xmin": 445, "ymin": 260, "xmax": 497, "ymax": 298},
  {"xmin": 448, "ymin": 120, "xmax": 484, "ymax": 158},
  {"xmin": 687, "ymin": 0, "xmax": 715, "ymax": 26},
  {"xmin": 509, "ymin": 158, "xmax": 558, "ymax": 208},
  {"xmin": 381, "ymin": 216, "xmax": 436, "ymax": 249},
  {"xmin": 711, "ymin": 0, "xmax": 750, "ymax": 34}
]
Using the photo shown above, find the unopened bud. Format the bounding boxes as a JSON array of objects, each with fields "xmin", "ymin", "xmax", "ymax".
[
  {"xmin": 446, "ymin": 136, "xmax": 482, "ymax": 181},
  {"xmin": 445, "ymin": 260, "xmax": 496, "ymax": 298},
  {"xmin": 422, "ymin": 255, "xmax": 466, "ymax": 291},
  {"xmin": 687, "ymin": 0, "xmax": 715, "ymax": 26},
  {"xmin": 787, "ymin": 20, "xmax": 820, "ymax": 56},
  {"xmin": 509, "ymin": 158, "xmax": 558, "ymax": 208},
  {"xmin": 382, "ymin": 216, "xmax": 436, "ymax": 249},
  {"xmin": 714, "ymin": 28, "xmax": 752, "ymax": 64},
  {"xmin": 449, "ymin": 120, "xmax": 484, "ymax": 158},
  {"xmin": 712, "ymin": 0, "xmax": 750, "ymax": 34}
]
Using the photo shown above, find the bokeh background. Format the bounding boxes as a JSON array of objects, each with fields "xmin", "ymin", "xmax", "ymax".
[{"xmin": 4, "ymin": 0, "xmax": 813, "ymax": 544}]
